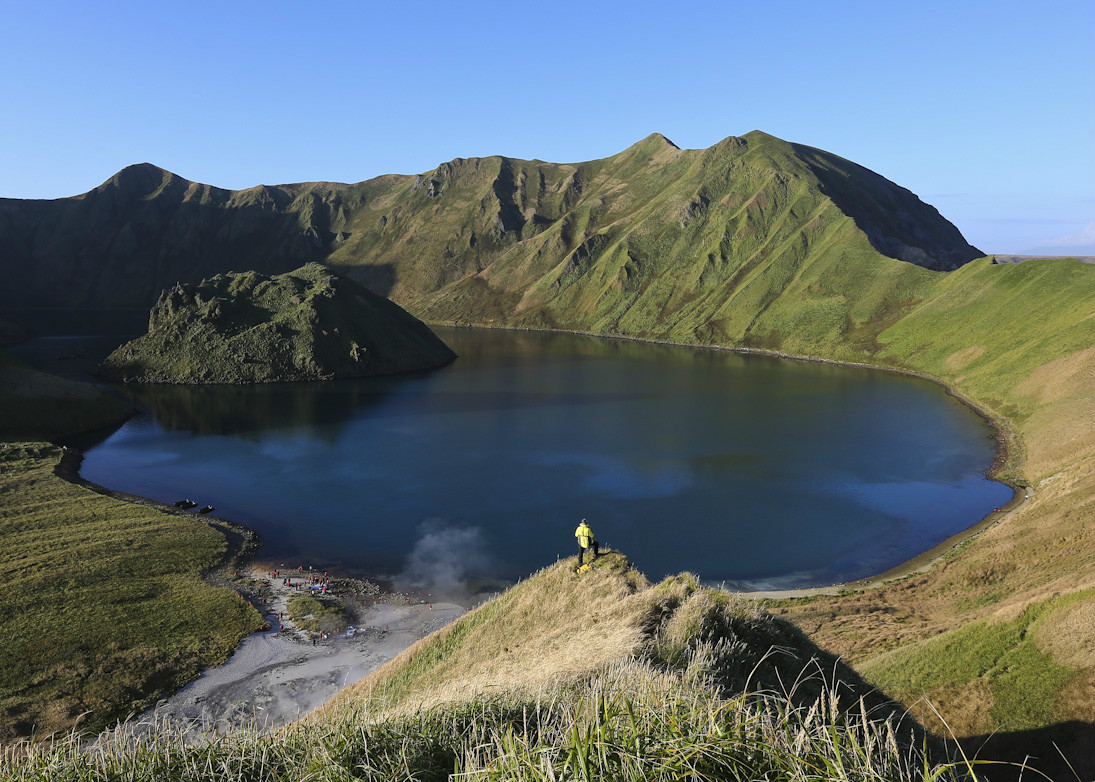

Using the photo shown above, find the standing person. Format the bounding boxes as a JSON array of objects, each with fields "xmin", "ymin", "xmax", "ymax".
[{"xmin": 575, "ymin": 518, "xmax": 598, "ymax": 566}]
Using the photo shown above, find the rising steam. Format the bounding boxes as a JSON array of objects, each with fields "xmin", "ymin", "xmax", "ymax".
[{"xmin": 394, "ymin": 519, "xmax": 490, "ymax": 597}]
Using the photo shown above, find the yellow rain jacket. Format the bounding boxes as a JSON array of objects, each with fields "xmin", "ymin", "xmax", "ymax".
[{"xmin": 575, "ymin": 522, "xmax": 594, "ymax": 549}]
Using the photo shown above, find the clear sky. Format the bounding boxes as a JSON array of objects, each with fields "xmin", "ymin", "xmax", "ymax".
[{"xmin": 2, "ymin": 0, "xmax": 1092, "ymax": 255}]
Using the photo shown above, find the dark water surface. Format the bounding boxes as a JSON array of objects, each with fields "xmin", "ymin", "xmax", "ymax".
[{"xmin": 65, "ymin": 327, "xmax": 1011, "ymax": 590}]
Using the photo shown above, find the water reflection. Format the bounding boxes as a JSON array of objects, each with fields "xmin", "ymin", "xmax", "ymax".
[{"xmin": 119, "ymin": 379, "xmax": 406, "ymax": 441}]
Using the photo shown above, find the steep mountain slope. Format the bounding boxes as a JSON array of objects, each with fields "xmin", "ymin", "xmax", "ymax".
[
  {"xmin": 0, "ymin": 131, "xmax": 981, "ymax": 315},
  {"xmin": 95, "ymin": 263, "xmax": 456, "ymax": 383}
]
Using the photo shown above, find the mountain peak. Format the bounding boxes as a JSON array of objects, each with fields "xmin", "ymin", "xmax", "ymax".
[
  {"xmin": 642, "ymin": 132, "xmax": 680, "ymax": 149},
  {"xmin": 93, "ymin": 162, "xmax": 177, "ymax": 195}
]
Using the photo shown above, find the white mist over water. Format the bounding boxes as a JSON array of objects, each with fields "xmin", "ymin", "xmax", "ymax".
[{"xmin": 394, "ymin": 519, "xmax": 492, "ymax": 598}]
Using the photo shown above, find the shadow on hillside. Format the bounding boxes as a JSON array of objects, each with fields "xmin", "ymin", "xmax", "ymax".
[
  {"xmin": 658, "ymin": 599, "xmax": 949, "ymax": 764},
  {"xmin": 959, "ymin": 720, "xmax": 1093, "ymax": 782},
  {"xmin": 338, "ymin": 262, "xmax": 397, "ymax": 299}
]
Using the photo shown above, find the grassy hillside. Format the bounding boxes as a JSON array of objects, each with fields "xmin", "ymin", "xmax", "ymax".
[
  {"xmin": 96, "ymin": 263, "xmax": 456, "ymax": 383},
  {"xmin": 0, "ymin": 443, "xmax": 259, "ymax": 740},
  {"xmin": 761, "ymin": 258, "xmax": 1095, "ymax": 776},
  {"xmin": 0, "ymin": 132, "xmax": 979, "ymax": 309},
  {"xmin": 3, "ymin": 553, "xmax": 994, "ymax": 781}
]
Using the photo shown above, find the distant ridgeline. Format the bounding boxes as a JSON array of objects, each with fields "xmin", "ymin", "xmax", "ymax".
[
  {"xmin": 0, "ymin": 131, "xmax": 983, "ymax": 353},
  {"xmin": 95, "ymin": 263, "xmax": 456, "ymax": 383}
]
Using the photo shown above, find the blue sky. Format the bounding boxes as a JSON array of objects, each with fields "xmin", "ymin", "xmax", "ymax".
[{"xmin": 2, "ymin": 0, "xmax": 1092, "ymax": 254}]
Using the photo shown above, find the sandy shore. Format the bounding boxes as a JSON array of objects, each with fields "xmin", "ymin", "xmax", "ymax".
[{"xmin": 137, "ymin": 565, "xmax": 466, "ymax": 735}]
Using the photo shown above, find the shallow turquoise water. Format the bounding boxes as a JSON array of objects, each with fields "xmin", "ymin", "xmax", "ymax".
[{"xmin": 76, "ymin": 327, "xmax": 1012, "ymax": 592}]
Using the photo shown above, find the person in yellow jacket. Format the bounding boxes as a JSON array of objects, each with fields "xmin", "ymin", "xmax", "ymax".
[{"xmin": 575, "ymin": 518, "xmax": 598, "ymax": 566}]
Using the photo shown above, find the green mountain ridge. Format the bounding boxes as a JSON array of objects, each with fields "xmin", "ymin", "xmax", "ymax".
[{"xmin": 0, "ymin": 132, "xmax": 981, "ymax": 323}]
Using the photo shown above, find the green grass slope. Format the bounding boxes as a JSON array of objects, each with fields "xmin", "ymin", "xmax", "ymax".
[
  {"xmin": 755, "ymin": 257, "xmax": 1095, "ymax": 778},
  {"xmin": 0, "ymin": 443, "xmax": 259, "ymax": 741},
  {"xmin": 3, "ymin": 553, "xmax": 994, "ymax": 782},
  {"xmin": 95, "ymin": 263, "xmax": 456, "ymax": 383},
  {"xmin": 396, "ymin": 132, "xmax": 976, "ymax": 346}
]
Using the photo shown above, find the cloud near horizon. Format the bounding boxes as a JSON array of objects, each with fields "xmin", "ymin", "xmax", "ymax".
[{"xmin": 1027, "ymin": 221, "xmax": 1095, "ymax": 255}]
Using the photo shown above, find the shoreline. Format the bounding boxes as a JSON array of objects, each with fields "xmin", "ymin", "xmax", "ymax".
[
  {"xmin": 53, "ymin": 321, "xmax": 1024, "ymax": 604},
  {"xmin": 53, "ymin": 447, "xmax": 472, "ymax": 734},
  {"xmin": 59, "ymin": 320, "xmax": 1025, "ymax": 602}
]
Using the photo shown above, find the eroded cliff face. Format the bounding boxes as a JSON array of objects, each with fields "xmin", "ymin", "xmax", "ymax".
[{"xmin": 95, "ymin": 263, "xmax": 455, "ymax": 384}]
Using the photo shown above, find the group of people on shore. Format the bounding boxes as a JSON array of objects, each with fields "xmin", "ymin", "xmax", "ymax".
[{"xmin": 261, "ymin": 567, "xmax": 333, "ymax": 593}]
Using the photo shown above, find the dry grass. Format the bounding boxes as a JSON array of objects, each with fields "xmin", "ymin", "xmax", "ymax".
[
  {"xmin": 1014, "ymin": 347, "xmax": 1095, "ymax": 479},
  {"xmin": 317, "ymin": 552, "xmax": 929, "ymax": 757},
  {"xmin": 321, "ymin": 553, "xmax": 664, "ymax": 718},
  {"xmin": 943, "ymin": 345, "xmax": 985, "ymax": 371},
  {"xmin": 1031, "ymin": 597, "xmax": 1095, "ymax": 670}
]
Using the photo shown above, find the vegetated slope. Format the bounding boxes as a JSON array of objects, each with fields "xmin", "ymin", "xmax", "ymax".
[
  {"xmin": 95, "ymin": 263, "xmax": 456, "ymax": 383},
  {"xmin": 0, "ymin": 443, "xmax": 259, "ymax": 742},
  {"xmin": 4, "ymin": 553, "xmax": 982, "ymax": 782},
  {"xmin": 300, "ymin": 553, "xmax": 963, "ymax": 779},
  {"xmin": 0, "ymin": 131, "xmax": 980, "ymax": 311},
  {"xmin": 773, "ymin": 257, "xmax": 1095, "ymax": 778}
]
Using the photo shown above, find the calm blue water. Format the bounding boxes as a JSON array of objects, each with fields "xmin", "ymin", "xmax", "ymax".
[{"xmin": 75, "ymin": 328, "xmax": 1012, "ymax": 591}]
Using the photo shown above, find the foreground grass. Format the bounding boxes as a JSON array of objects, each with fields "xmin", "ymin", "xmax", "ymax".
[
  {"xmin": 0, "ymin": 679, "xmax": 991, "ymax": 782},
  {"xmin": 0, "ymin": 555, "xmax": 997, "ymax": 782},
  {"xmin": 0, "ymin": 443, "xmax": 259, "ymax": 740}
]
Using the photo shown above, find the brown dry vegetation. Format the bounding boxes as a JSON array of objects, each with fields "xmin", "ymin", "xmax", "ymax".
[
  {"xmin": 315, "ymin": 551, "xmax": 928, "ymax": 749},
  {"xmin": 320, "ymin": 553, "xmax": 658, "ymax": 720}
]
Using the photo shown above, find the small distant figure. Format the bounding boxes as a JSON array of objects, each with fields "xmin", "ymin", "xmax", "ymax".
[{"xmin": 575, "ymin": 518, "xmax": 599, "ymax": 567}]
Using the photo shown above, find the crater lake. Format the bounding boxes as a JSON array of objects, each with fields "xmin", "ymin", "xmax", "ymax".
[{"xmin": 70, "ymin": 327, "xmax": 1012, "ymax": 593}]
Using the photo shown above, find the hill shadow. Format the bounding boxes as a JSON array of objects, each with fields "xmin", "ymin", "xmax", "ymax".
[
  {"xmin": 958, "ymin": 721, "xmax": 1093, "ymax": 782},
  {"xmin": 330, "ymin": 261, "xmax": 397, "ymax": 299}
]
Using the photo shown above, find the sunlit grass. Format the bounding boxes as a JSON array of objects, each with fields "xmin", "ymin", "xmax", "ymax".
[
  {"xmin": 0, "ymin": 442, "xmax": 259, "ymax": 740},
  {"xmin": 0, "ymin": 656, "xmax": 1023, "ymax": 782}
]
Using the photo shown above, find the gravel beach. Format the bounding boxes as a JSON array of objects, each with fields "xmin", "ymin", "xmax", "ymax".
[{"xmin": 137, "ymin": 565, "xmax": 466, "ymax": 735}]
